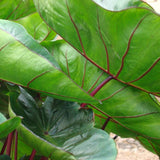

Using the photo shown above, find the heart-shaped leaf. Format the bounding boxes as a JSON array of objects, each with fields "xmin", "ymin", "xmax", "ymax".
[
  {"xmin": 0, "ymin": 19, "xmax": 97, "ymax": 103},
  {"xmin": 9, "ymin": 87, "xmax": 117, "ymax": 160},
  {"xmin": 35, "ymin": 0, "xmax": 160, "ymax": 96},
  {"xmin": 0, "ymin": 0, "xmax": 36, "ymax": 20},
  {"xmin": 43, "ymin": 40, "xmax": 160, "ymax": 155}
]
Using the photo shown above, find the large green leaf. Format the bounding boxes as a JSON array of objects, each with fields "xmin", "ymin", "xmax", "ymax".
[
  {"xmin": 44, "ymin": 40, "xmax": 160, "ymax": 155},
  {"xmin": 0, "ymin": 94, "xmax": 8, "ymax": 114},
  {"xmin": 15, "ymin": 13, "xmax": 56, "ymax": 42},
  {"xmin": 35, "ymin": 0, "xmax": 160, "ymax": 96},
  {"xmin": 0, "ymin": 19, "xmax": 97, "ymax": 103},
  {"xmin": 0, "ymin": 0, "xmax": 36, "ymax": 20},
  {"xmin": 9, "ymin": 88, "xmax": 117, "ymax": 160},
  {"xmin": 42, "ymin": 40, "xmax": 107, "ymax": 93},
  {"xmin": 0, "ymin": 114, "xmax": 21, "ymax": 139}
]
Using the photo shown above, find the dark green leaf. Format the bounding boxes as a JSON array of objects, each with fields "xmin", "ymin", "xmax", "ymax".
[
  {"xmin": 35, "ymin": 0, "xmax": 160, "ymax": 96},
  {"xmin": 9, "ymin": 88, "xmax": 117, "ymax": 160},
  {"xmin": 19, "ymin": 155, "xmax": 42, "ymax": 160},
  {"xmin": 0, "ymin": 94, "xmax": 8, "ymax": 113},
  {"xmin": 0, "ymin": 0, "xmax": 36, "ymax": 20},
  {"xmin": 0, "ymin": 82, "xmax": 9, "ymax": 114},
  {"xmin": 0, "ymin": 155, "xmax": 11, "ymax": 160},
  {"xmin": 0, "ymin": 20, "xmax": 97, "ymax": 103}
]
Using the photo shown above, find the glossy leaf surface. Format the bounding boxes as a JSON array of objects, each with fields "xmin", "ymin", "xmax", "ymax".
[
  {"xmin": 35, "ymin": 0, "xmax": 160, "ymax": 96},
  {"xmin": 0, "ymin": 20, "xmax": 97, "ymax": 103},
  {"xmin": 16, "ymin": 13, "xmax": 56, "ymax": 42},
  {"xmin": 9, "ymin": 88, "xmax": 117, "ymax": 160},
  {"xmin": 45, "ymin": 40, "xmax": 160, "ymax": 155},
  {"xmin": 0, "ymin": 0, "xmax": 36, "ymax": 20}
]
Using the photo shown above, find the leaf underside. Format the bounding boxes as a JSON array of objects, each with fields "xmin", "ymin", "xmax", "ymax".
[{"xmin": 0, "ymin": 155, "xmax": 11, "ymax": 160}]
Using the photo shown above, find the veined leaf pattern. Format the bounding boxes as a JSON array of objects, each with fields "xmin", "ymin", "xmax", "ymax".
[
  {"xmin": 0, "ymin": 0, "xmax": 159, "ymax": 156},
  {"xmin": 43, "ymin": 39, "xmax": 160, "ymax": 155},
  {"xmin": 35, "ymin": 0, "xmax": 160, "ymax": 96},
  {"xmin": 0, "ymin": 0, "xmax": 36, "ymax": 20},
  {"xmin": 0, "ymin": 20, "xmax": 97, "ymax": 103}
]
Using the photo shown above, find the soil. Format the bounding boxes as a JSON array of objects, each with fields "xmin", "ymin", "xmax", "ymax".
[{"xmin": 115, "ymin": 136, "xmax": 159, "ymax": 160}]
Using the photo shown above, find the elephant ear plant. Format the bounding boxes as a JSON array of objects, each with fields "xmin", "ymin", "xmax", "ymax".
[{"xmin": 0, "ymin": 0, "xmax": 160, "ymax": 159}]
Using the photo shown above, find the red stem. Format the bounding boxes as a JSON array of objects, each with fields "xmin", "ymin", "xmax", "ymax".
[
  {"xmin": 14, "ymin": 131, "xmax": 18, "ymax": 160},
  {"xmin": 29, "ymin": 149, "xmax": 37, "ymax": 160},
  {"xmin": 81, "ymin": 76, "xmax": 113, "ymax": 108},
  {"xmin": 101, "ymin": 117, "xmax": 111, "ymax": 130},
  {"xmin": 0, "ymin": 136, "xmax": 8, "ymax": 155},
  {"xmin": 6, "ymin": 131, "xmax": 14, "ymax": 156}
]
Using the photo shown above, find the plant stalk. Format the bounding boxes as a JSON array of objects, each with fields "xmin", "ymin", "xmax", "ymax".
[
  {"xmin": 29, "ymin": 149, "xmax": 37, "ymax": 160},
  {"xmin": 6, "ymin": 131, "xmax": 14, "ymax": 156},
  {"xmin": 0, "ymin": 136, "xmax": 8, "ymax": 155},
  {"xmin": 14, "ymin": 131, "xmax": 18, "ymax": 160},
  {"xmin": 101, "ymin": 117, "xmax": 111, "ymax": 130}
]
